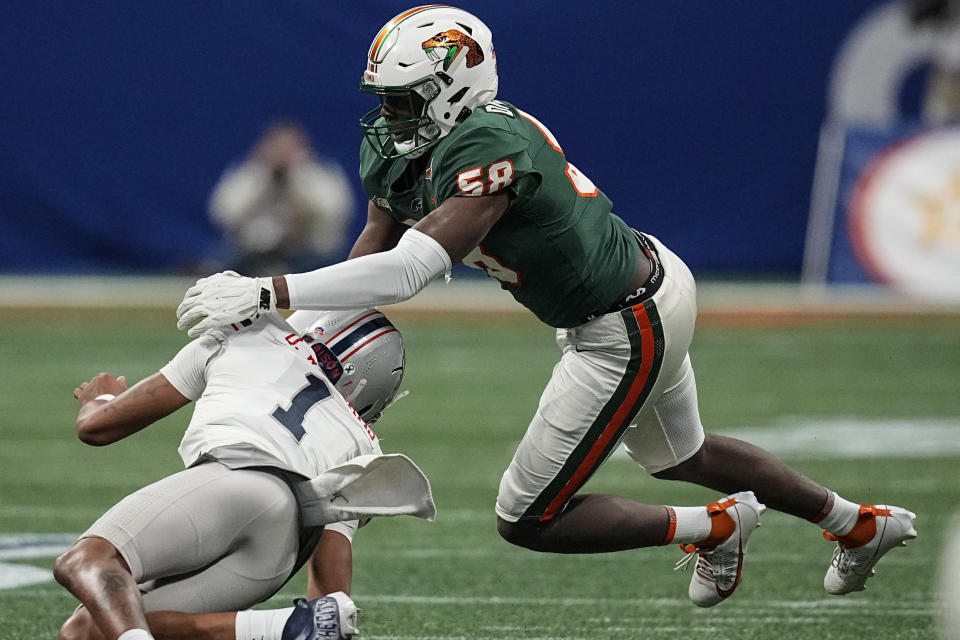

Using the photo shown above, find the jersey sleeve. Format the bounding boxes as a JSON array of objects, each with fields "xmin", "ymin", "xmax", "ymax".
[
  {"xmin": 431, "ymin": 124, "xmax": 537, "ymax": 204},
  {"xmin": 158, "ymin": 335, "xmax": 220, "ymax": 400}
]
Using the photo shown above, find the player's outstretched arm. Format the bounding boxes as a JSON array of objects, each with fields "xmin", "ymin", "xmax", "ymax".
[
  {"xmin": 73, "ymin": 372, "xmax": 190, "ymax": 446},
  {"xmin": 176, "ymin": 192, "xmax": 509, "ymax": 333},
  {"xmin": 177, "ymin": 201, "xmax": 406, "ymax": 336},
  {"xmin": 277, "ymin": 191, "xmax": 510, "ymax": 311},
  {"xmin": 270, "ymin": 201, "xmax": 411, "ymax": 310}
]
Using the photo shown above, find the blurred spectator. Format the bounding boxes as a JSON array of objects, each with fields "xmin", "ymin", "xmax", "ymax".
[
  {"xmin": 826, "ymin": 0, "xmax": 960, "ymax": 127},
  {"xmin": 910, "ymin": 0, "xmax": 960, "ymax": 123},
  {"xmin": 208, "ymin": 120, "xmax": 354, "ymax": 274}
]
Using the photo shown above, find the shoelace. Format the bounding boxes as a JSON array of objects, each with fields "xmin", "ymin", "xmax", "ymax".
[
  {"xmin": 823, "ymin": 531, "xmax": 866, "ymax": 573},
  {"xmin": 829, "ymin": 545, "xmax": 855, "ymax": 572},
  {"xmin": 673, "ymin": 544, "xmax": 700, "ymax": 572},
  {"xmin": 673, "ymin": 544, "xmax": 722, "ymax": 582},
  {"xmin": 833, "ymin": 540, "xmax": 877, "ymax": 576},
  {"xmin": 673, "ymin": 498, "xmax": 752, "ymax": 582}
]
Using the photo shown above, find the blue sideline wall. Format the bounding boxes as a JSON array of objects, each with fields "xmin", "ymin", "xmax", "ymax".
[{"xmin": 0, "ymin": 1, "xmax": 884, "ymax": 275}]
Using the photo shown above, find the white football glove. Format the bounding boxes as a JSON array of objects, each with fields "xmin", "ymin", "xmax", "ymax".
[{"xmin": 176, "ymin": 271, "xmax": 276, "ymax": 337}]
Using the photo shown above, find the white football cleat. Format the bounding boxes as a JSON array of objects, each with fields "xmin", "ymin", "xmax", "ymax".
[
  {"xmin": 675, "ymin": 490, "xmax": 765, "ymax": 608},
  {"xmin": 823, "ymin": 504, "xmax": 917, "ymax": 595}
]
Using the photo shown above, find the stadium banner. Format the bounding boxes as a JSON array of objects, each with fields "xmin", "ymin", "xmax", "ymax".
[
  {"xmin": 803, "ymin": 1, "xmax": 960, "ymax": 300},
  {"xmin": 808, "ymin": 122, "xmax": 960, "ymax": 298}
]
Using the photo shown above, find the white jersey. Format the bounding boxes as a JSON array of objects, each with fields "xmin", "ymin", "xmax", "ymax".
[{"xmin": 160, "ymin": 312, "xmax": 381, "ymax": 479}]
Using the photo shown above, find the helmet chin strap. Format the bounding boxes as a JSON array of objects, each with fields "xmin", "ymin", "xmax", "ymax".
[
  {"xmin": 366, "ymin": 389, "xmax": 410, "ymax": 425},
  {"xmin": 400, "ymin": 124, "xmax": 440, "ymax": 158},
  {"xmin": 404, "ymin": 144, "xmax": 429, "ymax": 159},
  {"xmin": 383, "ymin": 389, "xmax": 410, "ymax": 411}
]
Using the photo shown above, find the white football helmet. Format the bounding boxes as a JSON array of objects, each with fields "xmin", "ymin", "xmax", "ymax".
[
  {"xmin": 292, "ymin": 309, "xmax": 406, "ymax": 424},
  {"xmin": 360, "ymin": 5, "xmax": 498, "ymax": 159}
]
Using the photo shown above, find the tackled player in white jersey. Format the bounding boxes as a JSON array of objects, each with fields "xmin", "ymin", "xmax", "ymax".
[{"xmin": 55, "ymin": 309, "xmax": 431, "ymax": 640}]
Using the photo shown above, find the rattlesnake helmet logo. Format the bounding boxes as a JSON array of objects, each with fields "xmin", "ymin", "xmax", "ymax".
[{"xmin": 422, "ymin": 29, "xmax": 484, "ymax": 71}]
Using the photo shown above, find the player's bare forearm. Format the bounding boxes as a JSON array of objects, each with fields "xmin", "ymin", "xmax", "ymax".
[
  {"xmin": 307, "ymin": 529, "xmax": 353, "ymax": 598},
  {"xmin": 73, "ymin": 373, "xmax": 190, "ymax": 446}
]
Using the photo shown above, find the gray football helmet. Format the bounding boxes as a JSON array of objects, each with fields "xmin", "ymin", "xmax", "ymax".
[{"xmin": 290, "ymin": 309, "xmax": 405, "ymax": 424}]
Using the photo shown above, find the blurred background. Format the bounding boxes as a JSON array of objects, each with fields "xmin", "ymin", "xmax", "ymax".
[{"xmin": 2, "ymin": 0, "xmax": 957, "ymax": 296}]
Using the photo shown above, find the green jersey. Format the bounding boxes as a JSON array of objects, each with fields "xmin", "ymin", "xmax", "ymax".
[{"xmin": 359, "ymin": 100, "xmax": 640, "ymax": 328}]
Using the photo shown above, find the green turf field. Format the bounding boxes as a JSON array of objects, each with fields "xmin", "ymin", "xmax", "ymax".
[{"xmin": 1, "ymin": 307, "xmax": 958, "ymax": 639}]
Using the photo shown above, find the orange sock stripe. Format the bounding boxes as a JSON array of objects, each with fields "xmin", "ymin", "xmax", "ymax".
[
  {"xmin": 661, "ymin": 506, "xmax": 678, "ymax": 545},
  {"xmin": 810, "ymin": 491, "xmax": 835, "ymax": 524}
]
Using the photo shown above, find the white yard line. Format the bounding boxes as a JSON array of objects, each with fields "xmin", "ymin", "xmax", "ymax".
[
  {"xmin": 719, "ymin": 418, "xmax": 960, "ymax": 458},
  {"xmin": 607, "ymin": 418, "xmax": 960, "ymax": 459},
  {"xmin": 263, "ymin": 592, "xmax": 933, "ymax": 613}
]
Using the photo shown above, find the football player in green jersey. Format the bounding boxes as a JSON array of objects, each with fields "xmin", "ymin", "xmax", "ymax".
[{"xmin": 177, "ymin": 5, "xmax": 917, "ymax": 607}]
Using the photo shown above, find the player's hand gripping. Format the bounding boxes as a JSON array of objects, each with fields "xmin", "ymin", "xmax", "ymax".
[
  {"xmin": 176, "ymin": 271, "xmax": 276, "ymax": 337},
  {"xmin": 74, "ymin": 372, "xmax": 127, "ymax": 405}
]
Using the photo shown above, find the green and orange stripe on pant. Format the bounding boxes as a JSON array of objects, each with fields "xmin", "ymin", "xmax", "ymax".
[{"xmin": 522, "ymin": 298, "xmax": 665, "ymax": 522}]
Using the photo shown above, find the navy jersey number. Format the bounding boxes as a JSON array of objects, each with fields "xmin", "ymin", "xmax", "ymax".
[{"xmin": 272, "ymin": 373, "xmax": 331, "ymax": 441}]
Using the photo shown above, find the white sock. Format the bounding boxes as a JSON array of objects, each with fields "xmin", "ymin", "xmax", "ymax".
[
  {"xmin": 815, "ymin": 491, "xmax": 861, "ymax": 537},
  {"xmin": 117, "ymin": 630, "xmax": 154, "ymax": 640},
  {"xmin": 662, "ymin": 505, "xmax": 712, "ymax": 544},
  {"xmin": 235, "ymin": 607, "xmax": 294, "ymax": 640}
]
